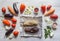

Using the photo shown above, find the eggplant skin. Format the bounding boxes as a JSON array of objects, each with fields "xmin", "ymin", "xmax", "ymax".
[
  {"xmin": 13, "ymin": 3, "xmax": 19, "ymax": 14},
  {"xmin": 5, "ymin": 28, "xmax": 14, "ymax": 37},
  {"xmin": 4, "ymin": 14, "xmax": 13, "ymax": 18}
]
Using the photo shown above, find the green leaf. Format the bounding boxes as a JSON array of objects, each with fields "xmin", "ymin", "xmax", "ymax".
[{"xmin": 47, "ymin": 26, "xmax": 51, "ymax": 30}]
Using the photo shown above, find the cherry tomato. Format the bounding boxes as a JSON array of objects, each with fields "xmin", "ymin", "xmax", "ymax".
[
  {"xmin": 50, "ymin": 14, "xmax": 58, "ymax": 20},
  {"xmin": 47, "ymin": 5, "xmax": 52, "ymax": 10},
  {"xmin": 12, "ymin": 24, "xmax": 16, "ymax": 28},
  {"xmin": 13, "ymin": 31, "xmax": 19, "ymax": 36},
  {"xmin": 41, "ymin": 5, "xmax": 46, "ymax": 14},
  {"xmin": 20, "ymin": 3, "xmax": 26, "ymax": 14},
  {"xmin": 2, "ymin": 7, "xmax": 6, "ymax": 13},
  {"xmin": 11, "ymin": 18, "xmax": 17, "ymax": 23}
]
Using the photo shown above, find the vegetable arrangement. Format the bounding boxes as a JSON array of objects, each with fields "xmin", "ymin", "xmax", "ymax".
[
  {"xmin": 2, "ymin": 17, "xmax": 18, "ymax": 38},
  {"xmin": 42, "ymin": 5, "xmax": 58, "ymax": 39},
  {"xmin": 1, "ymin": 2, "xmax": 59, "ymax": 39},
  {"xmin": 1, "ymin": 5, "xmax": 19, "ymax": 39},
  {"xmin": 41, "ymin": 5, "xmax": 55, "ymax": 16}
]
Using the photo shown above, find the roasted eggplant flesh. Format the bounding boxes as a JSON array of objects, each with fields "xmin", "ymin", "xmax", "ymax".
[
  {"xmin": 5, "ymin": 28, "xmax": 14, "ymax": 37},
  {"xmin": 23, "ymin": 20, "xmax": 38, "ymax": 26},
  {"xmin": 4, "ymin": 14, "xmax": 13, "ymax": 18},
  {"xmin": 24, "ymin": 27, "xmax": 39, "ymax": 33}
]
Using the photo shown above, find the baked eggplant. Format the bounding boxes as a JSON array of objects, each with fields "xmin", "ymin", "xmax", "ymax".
[{"xmin": 25, "ymin": 27, "xmax": 39, "ymax": 33}]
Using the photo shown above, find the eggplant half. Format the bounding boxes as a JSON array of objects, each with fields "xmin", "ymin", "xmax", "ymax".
[{"xmin": 13, "ymin": 2, "xmax": 19, "ymax": 14}]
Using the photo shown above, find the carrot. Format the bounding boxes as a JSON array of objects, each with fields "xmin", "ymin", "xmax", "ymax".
[
  {"xmin": 8, "ymin": 6, "xmax": 16, "ymax": 16},
  {"xmin": 2, "ymin": 19, "xmax": 10, "ymax": 26},
  {"xmin": 44, "ymin": 8, "xmax": 55, "ymax": 16}
]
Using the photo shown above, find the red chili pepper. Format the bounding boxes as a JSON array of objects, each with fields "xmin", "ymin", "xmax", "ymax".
[
  {"xmin": 20, "ymin": 3, "xmax": 26, "ymax": 14},
  {"xmin": 41, "ymin": 5, "xmax": 46, "ymax": 14}
]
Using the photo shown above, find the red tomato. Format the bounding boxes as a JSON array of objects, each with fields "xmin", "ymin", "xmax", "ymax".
[
  {"xmin": 20, "ymin": 3, "xmax": 26, "ymax": 14},
  {"xmin": 2, "ymin": 7, "xmax": 6, "ymax": 13},
  {"xmin": 47, "ymin": 5, "xmax": 52, "ymax": 10},
  {"xmin": 3, "ymin": 19, "xmax": 10, "ymax": 26},
  {"xmin": 12, "ymin": 24, "xmax": 16, "ymax": 28},
  {"xmin": 11, "ymin": 18, "xmax": 17, "ymax": 23},
  {"xmin": 50, "ymin": 14, "xmax": 58, "ymax": 20},
  {"xmin": 13, "ymin": 31, "xmax": 19, "ymax": 36},
  {"xmin": 41, "ymin": 5, "xmax": 46, "ymax": 14}
]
